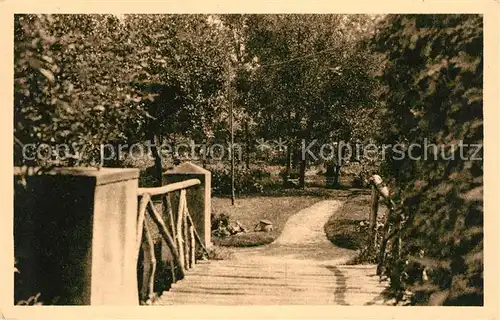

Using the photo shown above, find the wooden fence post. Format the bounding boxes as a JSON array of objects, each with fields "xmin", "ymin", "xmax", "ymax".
[
  {"xmin": 164, "ymin": 193, "xmax": 177, "ymax": 250},
  {"xmin": 183, "ymin": 195, "xmax": 190, "ymax": 270},
  {"xmin": 146, "ymin": 197, "xmax": 185, "ymax": 279},
  {"xmin": 140, "ymin": 222, "xmax": 156, "ymax": 301},
  {"xmin": 176, "ymin": 190, "xmax": 186, "ymax": 271},
  {"xmin": 189, "ymin": 225, "xmax": 196, "ymax": 268},
  {"xmin": 135, "ymin": 177, "xmax": 210, "ymax": 301},
  {"xmin": 369, "ymin": 183, "xmax": 380, "ymax": 249},
  {"xmin": 369, "ymin": 174, "xmax": 397, "ymax": 276}
]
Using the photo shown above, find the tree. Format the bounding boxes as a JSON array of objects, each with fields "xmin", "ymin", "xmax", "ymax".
[
  {"xmin": 15, "ymin": 14, "xmax": 232, "ymax": 186},
  {"xmin": 14, "ymin": 14, "xmax": 151, "ymax": 167},
  {"xmin": 244, "ymin": 14, "xmax": 378, "ymax": 187},
  {"xmin": 120, "ymin": 14, "xmax": 231, "ymax": 184},
  {"xmin": 372, "ymin": 14, "xmax": 483, "ymax": 305}
]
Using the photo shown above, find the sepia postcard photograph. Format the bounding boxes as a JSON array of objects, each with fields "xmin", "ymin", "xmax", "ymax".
[{"xmin": 1, "ymin": 1, "xmax": 499, "ymax": 319}]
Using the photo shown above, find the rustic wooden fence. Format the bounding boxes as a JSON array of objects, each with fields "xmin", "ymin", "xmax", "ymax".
[
  {"xmin": 136, "ymin": 179, "xmax": 209, "ymax": 302},
  {"xmin": 368, "ymin": 174, "xmax": 401, "ymax": 276}
]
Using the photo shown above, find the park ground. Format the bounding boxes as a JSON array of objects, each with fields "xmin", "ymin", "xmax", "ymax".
[{"xmin": 210, "ymin": 170, "xmax": 384, "ymax": 258}]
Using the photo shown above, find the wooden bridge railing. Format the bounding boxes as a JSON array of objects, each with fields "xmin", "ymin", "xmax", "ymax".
[
  {"xmin": 136, "ymin": 179, "xmax": 209, "ymax": 302},
  {"xmin": 368, "ymin": 174, "xmax": 400, "ymax": 276}
]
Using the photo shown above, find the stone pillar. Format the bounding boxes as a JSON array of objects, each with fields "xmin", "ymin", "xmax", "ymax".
[
  {"xmin": 14, "ymin": 167, "xmax": 140, "ymax": 305},
  {"xmin": 163, "ymin": 162, "xmax": 211, "ymax": 247}
]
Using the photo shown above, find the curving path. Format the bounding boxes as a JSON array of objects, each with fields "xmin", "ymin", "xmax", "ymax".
[{"xmin": 156, "ymin": 200, "xmax": 392, "ymax": 305}]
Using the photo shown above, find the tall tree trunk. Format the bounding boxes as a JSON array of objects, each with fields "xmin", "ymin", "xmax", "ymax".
[
  {"xmin": 292, "ymin": 148, "xmax": 300, "ymax": 170},
  {"xmin": 227, "ymin": 65, "xmax": 235, "ymax": 206},
  {"xmin": 202, "ymin": 136, "xmax": 209, "ymax": 168},
  {"xmin": 299, "ymin": 155, "xmax": 307, "ymax": 188},
  {"xmin": 333, "ymin": 165, "xmax": 341, "ymax": 186},
  {"xmin": 299, "ymin": 119, "xmax": 314, "ymax": 189},
  {"xmin": 284, "ymin": 110, "xmax": 292, "ymax": 182},
  {"xmin": 230, "ymin": 106, "xmax": 235, "ymax": 205},
  {"xmin": 325, "ymin": 162, "xmax": 334, "ymax": 188},
  {"xmin": 244, "ymin": 122, "xmax": 250, "ymax": 170},
  {"xmin": 333, "ymin": 144, "xmax": 345, "ymax": 187},
  {"xmin": 148, "ymin": 133, "xmax": 163, "ymax": 187},
  {"xmin": 285, "ymin": 145, "xmax": 292, "ymax": 181},
  {"xmin": 102, "ymin": 141, "xmax": 121, "ymax": 167}
]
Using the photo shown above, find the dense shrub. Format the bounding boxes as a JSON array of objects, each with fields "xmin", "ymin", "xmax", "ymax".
[
  {"xmin": 373, "ymin": 15, "xmax": 483, "ymax": 305},
  {"xmin": 139, "ymin": 169, "xmax": 159, "ymax": 188},
  {"xmin": 211, "ymin": 212, "xmax": 231, "ymax": 237},
  {"xmin": 14, "ymin": 15, "xmax": 230, "ymax": 168},
  {"xmin": 14, "ymin": 15, "xmax": 150, "ymax": 167},
  {"xmin": 278, "ymin": 168, "xmax": 301, "ymax": 180},
  {"xmin": 211, "ymin": 166, "xmax": 273, "ymax": 195}
]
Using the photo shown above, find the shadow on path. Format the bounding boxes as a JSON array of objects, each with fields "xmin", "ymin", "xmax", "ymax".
[{"xmin": 327, "ymin": 266, "xmax": 349, "ymax": 306}]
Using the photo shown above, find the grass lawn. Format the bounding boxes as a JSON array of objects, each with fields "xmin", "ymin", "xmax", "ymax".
[
  {"xmin": 324, "ymin": 191, "xmax": 372, "ymax": 250},
  {"xmin": 211, "ymin": 192, "xmax": 326, "ymax": 247},
  {"xmin": 323, "ymin": 190, "xmax": 388, "ymax": 263}
]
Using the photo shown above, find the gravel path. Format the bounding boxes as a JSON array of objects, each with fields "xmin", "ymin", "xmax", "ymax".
[
  {"xmin": 276, "ymin": 200, "xmax": 343, "ymax": 245},
  {"xmin": 229, "ymin": 200, "xmax": 357, "ymax": 264}
]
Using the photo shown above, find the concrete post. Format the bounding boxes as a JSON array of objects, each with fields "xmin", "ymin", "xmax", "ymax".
[
  {"xmin": 14, "ymin": 167, "xmax": 140, "ymax": 305},
  {"xmin": 163, "ymin": 162, "xmax": 212, "ymax": 247}
]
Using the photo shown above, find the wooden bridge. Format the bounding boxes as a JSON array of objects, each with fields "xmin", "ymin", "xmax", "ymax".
[
  {"xmin": 137, "ymin": 193, "xmax": 393, "ymax": 306},
  {"xmin": 14, "ymin": 163, "xmax": 393, "ymax": 305},
  {"xmin": 158, "ymin": 259, "xmax": 390, "ymax": 305}
]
